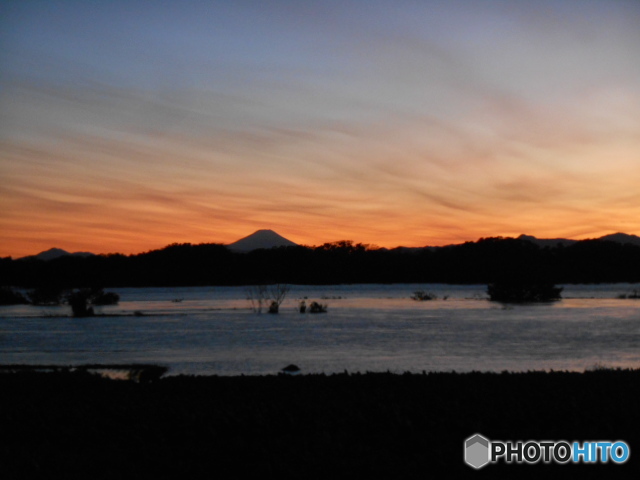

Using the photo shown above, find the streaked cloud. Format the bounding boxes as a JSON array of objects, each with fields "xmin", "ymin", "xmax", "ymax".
[{"xmin": 1, "ymin": 1, "xmax": 639, "ymax": 256}]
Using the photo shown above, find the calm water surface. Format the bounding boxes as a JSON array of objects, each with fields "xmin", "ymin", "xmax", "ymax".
[{"xmin": 1, "ymin": 284, "xmax": 639, "ymax": 375}]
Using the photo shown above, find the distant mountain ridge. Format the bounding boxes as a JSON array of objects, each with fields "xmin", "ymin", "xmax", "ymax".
[
  {"xmin": 16, "ymin": 231, "xmax": 640, "ymax": 259},
  {"xmin": 395, "ymin": 232, "xmax": 640, "ymax": 251},
  {"xmin": 21, "ymin": 248, "xmax": 95, "ymax": 261},
  {"xmin": 596, "ymin": 232, "xmax": 640, "ymax": 247},
  {"xmin": 517, "ymin": 232, "xmax": 640, "ymax": 248},
  {"xmin": 227, "ymin": 229, "xmax": 298, "ymax": 252},
  {"xmin": 517, "ymin": 234, "xmax": 576, "ymax": 247}
]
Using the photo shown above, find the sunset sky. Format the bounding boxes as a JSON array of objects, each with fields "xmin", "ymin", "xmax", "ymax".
[{"xmin": 2, "ymin": 0, "xmax": 639, "ymax": 257}]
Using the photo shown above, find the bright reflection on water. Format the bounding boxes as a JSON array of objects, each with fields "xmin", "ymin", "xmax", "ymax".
[{"xmin": 1, "ymin": 284, "xmax": 639, "ymax": 375}]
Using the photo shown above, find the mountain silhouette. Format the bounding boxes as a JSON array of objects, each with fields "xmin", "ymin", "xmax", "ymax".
[
  {"xmin": 21, "ymin": 248, "xmax": 95, "ymax": 261},
  {"xmin": 227, "ymin": 229, "xmax": 298, "ymax": 252},
  {"xmin": 517, "ymin": 234, "xmax": 576, "ymax": 247},
  {"xmin": 13, "ymin": 231, "xmax": 640, "ymax": 259},
  {"xmin": 517, "ymin": 232, "xmax": 640, "ymax": 248},
  {"xmin": 596, "ymin": 232, "xmax": 640, "ymax": 247}
]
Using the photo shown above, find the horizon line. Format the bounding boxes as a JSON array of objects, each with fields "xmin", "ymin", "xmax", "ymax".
[{"xmin": 9, "ymin": 231, "xmax": 640, "ymax": 260}]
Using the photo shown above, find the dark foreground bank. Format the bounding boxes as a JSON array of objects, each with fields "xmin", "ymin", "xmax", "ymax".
[{"xmin": 1, "ymin": 369, "xmax": 638, "ymax": 479}]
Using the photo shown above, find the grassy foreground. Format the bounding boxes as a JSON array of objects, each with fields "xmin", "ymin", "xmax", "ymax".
[{"xmin": 1, "ymin": 369, "xmax": 639, "ymax": 479}]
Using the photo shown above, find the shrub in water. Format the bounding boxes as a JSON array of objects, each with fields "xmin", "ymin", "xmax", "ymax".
[
  {"xmin": 487, "ymin": 282, "xmax": 562, "ymax": 303},
  {"xmin": 309, "ymin": 301, "xmax": 327, "ymax": 313},
  {"xmin": 65, "ymin": 287, "xmax": 120, "ymax": 317},
  {"xmin": 411, "ymin": 290, "xmax": 437, "ymax": 301},
  {"xmin": 27, "ymin": 286, "xmax": 66, "ymax": 306}
]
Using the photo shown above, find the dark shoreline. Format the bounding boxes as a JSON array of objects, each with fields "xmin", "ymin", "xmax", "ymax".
[
  {"xmin": 1, "ymin": 368, "xmax": 638, "ymax": 479},
  {"xmin": 4, "ymin": 236, "xmax": 640, "ymax": 288}
]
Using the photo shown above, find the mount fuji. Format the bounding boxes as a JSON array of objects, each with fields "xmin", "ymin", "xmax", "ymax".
[{"xmin": 227, "ymin": 229, "xmax": 298, "ymax": 252}]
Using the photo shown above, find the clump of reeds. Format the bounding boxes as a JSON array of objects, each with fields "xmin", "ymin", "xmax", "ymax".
[{"xmin": 410, "ymin": 290, "xmax": 437, "ymax": 301}]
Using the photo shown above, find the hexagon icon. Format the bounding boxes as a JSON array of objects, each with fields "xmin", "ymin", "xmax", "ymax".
[{"xmin": 465, "ymin": 434, "xmax": 490, "ymax": 469}]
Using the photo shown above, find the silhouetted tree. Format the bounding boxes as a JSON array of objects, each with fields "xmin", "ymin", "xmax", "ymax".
[
  {"xmin": 266, "ymin": 284, "xmax": 290, "ymax": 314},
  {"xmin": 65, "ymin": 287, "xmax": 120, "ymax": 317},
  {"xmin": 27, "ymin": 286, "xmax": 66, "ymax": 306},
  {"xmin": 90, "ymin": 289, "xmax": 120, "ymax": 305},
  {"xmin": 0, "ymin": 287, "xmax": 28, "ymax": 305},
  {"xmin": 246, "ymin": 285, "xmax": 268, "ymax": 313},
  {"xmin": 66, "ymin": 289, "xmax": 95, "ymax": 317}
]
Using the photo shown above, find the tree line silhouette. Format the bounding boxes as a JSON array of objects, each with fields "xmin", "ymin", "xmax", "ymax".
[{"xmin": 1, "ymin": 237, "xmax": 640, "ymax": 289}]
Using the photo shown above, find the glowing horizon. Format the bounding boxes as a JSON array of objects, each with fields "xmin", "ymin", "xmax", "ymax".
[{"xmin": 2, "ymin": 1, "xmax": 640, "ymax": 258}]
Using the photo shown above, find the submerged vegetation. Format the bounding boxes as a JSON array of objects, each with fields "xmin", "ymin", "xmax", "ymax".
[
  {"xmin": 247, "ymin": 284, "xmax": 290, "ymax": 314},
  {"xmin": 66, "ymin": 288, "xmax": 120, "ymax": 317},
  {"xmin": 617, "ymin": 289, "xmax": 640, "ymax": 299},
  {"xmin": 308, "ymin": 301, "xmax": 328, "ymax": 313},
  {"xmin": 297, "ymin": 300, "xmax": 327, "ymax": 313},
  {"xmin": 27, "ymin": 286, "xmax": 66, "ymax": 306},
  {"xmin": 0, "ymin": 287, "xmax": 28, "ymax": 305},
  {"xmin": 91, "ymin": 290, "xmax": 120, "ymax": 305},
  {"xmin": 410, "ymin": 290, "xmax": 437, "ymax": 301},
  {"xmin": 487, "ymin": 281, "xmax": 563, "ymax": 303},
  {"xmin": 0, "ymin": 286, "xmax": 120, "ymax": 316}
]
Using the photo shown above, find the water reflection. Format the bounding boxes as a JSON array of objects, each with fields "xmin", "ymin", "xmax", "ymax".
[{"xmin": 1, "ymin": 284, "xmax": 639, "ymax": 375}]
